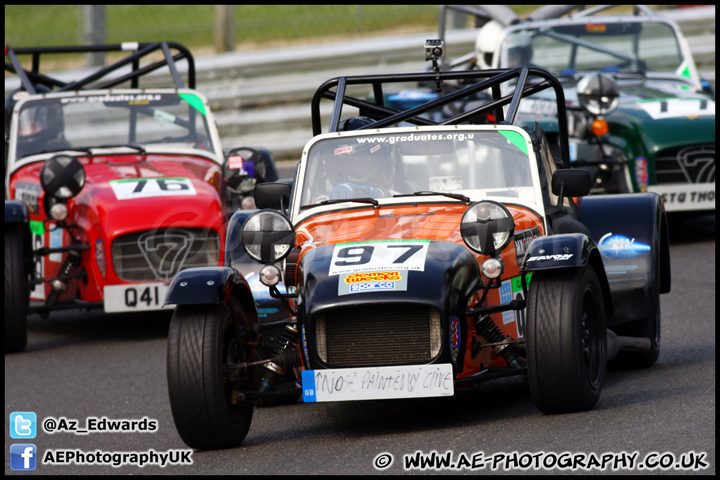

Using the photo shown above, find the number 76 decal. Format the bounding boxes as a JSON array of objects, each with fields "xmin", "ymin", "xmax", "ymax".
[
  {"xmin": 110, "ymin": 177, "xmax": 197, "ymax": 200},
  {"xmin": 328, "ymin": 240, "xmax": 429, "ymax": 276}
]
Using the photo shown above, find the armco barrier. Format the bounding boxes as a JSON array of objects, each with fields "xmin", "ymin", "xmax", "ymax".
[{"xmin": 4, "ymin": 6, "xmax": 715, "ymax": 160}]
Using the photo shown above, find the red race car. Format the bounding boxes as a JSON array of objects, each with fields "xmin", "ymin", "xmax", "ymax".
[{"xmin": 5, "ymin": 42, "xmax": 277, "ymax": 353}]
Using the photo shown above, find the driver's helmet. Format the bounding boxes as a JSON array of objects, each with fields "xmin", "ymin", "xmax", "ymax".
[
  {"xmin": 321, "ymin": 142, "xmax": 394, "ymax": 188},
  {"xmin": 502, "ymin": 30, "xmax": 533, "ymax": 67},
  {"xmin": 475, "ymin": 20, "xmax": 505, "ymax": 69},
  {"xmin": 6, "ymin": 85, "xmax": 65, "ymax": 157}
]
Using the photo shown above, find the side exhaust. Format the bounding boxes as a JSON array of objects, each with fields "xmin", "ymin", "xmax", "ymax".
[{"xmin": 607, "ymin": 329, "xmax": 652, "ymax": 362}]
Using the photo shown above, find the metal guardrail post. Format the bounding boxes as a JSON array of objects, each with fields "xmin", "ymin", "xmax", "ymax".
[
  {"xmin": 84, "ymin": 5, "xmax": 106, "ymax": 67},
  {"xmin": 215, "ymin": 5, "xmax": 235, "ymax": 54}
]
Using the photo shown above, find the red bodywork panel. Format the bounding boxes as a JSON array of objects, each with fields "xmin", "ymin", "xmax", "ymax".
[{"xmin": 8, "ymin": 153, "xmax": 226, "ymax": 303}]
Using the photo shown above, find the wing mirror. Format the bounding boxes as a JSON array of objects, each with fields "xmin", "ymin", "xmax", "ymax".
[
  {"xmin": 254, "ymin": 182, "xmax": 292, "ymax": 211},
  {"xmin": 552, "ymin": 169, "xmax": 591, "ymax": 198}
]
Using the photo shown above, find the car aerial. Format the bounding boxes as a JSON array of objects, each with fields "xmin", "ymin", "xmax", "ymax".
[
  {"xmin": 432, "ymin": 5, "xmax": 715, "ymax": 213},
  {"xmin": 4, "ymin": 42, "xmax": 278, "ymax": 353},
  {"xmin": 162, "ymin": 56, "xmax": 671, "ymax": 450}
]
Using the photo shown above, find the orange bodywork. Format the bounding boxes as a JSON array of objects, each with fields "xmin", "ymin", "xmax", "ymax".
[{"xmin": 293, "ymin": 201, "xmax": 546, "ymax": 377}]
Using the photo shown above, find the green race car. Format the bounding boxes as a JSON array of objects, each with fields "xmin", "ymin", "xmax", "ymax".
[{"xmin": 438, "ymin": 5, "xmax": 715, "ymax": 212}]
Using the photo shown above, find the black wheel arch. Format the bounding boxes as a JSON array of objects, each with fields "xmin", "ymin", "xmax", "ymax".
[
  {"xmin": 164, "ymin": 266, "xmax": 259, "ymax": 324},
  {"xmin": 521, "ymin": 232, "xmax": 614, "ymax": 320}
]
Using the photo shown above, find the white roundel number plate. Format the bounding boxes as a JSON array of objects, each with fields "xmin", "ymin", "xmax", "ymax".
[
  {"xmin": 110, "ymin": 177, "xmax": 196, "ymax": 200},
  {"xmin": 328, "ymin": 240, "xmax": 430, "ymax": 276}
]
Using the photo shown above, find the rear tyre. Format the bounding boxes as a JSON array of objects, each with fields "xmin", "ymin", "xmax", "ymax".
[
  {"xmin": 526, "ymin": 265, "xmax": 607, "ymax": 414},
  {"xmin": 167, "ymin": 298, "xmax": 254, "ymax": 450},
  {"xmin": 5, "ymin": 224, "xmax": 29, "ymax": 354}
]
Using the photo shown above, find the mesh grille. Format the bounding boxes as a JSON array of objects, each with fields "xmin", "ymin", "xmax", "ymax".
[
  {"xmin": 112, "ymin": 228, "xmax": 220, "ymax": 281},
  {"xmin": 654, "ymin": 144, "xmax": 715, "ymax": 184},
  {"xmin": 318, "ymin": 304, "xmax": 438, "ymax": 368}
]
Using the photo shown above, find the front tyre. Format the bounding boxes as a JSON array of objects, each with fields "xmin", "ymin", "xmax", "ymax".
[
  {"xmin": 5, "ymin": 224, "xmax": 29, "ymax": 354},
  {"xmin": 167, "ymin": 298, "xmax": 254, "ymax": 450},
  {"xmin": 526, "ymin": 265, "xmax": 607, "ymax": 414}
]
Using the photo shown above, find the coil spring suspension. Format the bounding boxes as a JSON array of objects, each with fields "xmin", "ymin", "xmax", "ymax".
[
  {"xmin": 475, "ymin": 315, "xmax": 523, "ymax": 369},
  {"xmin": 46, "ymin": 250, "xmax": 82, "ymax": 308},
  {"xmin": 259, "ymin": 325, "xmax": 301, "ymax": 392}
]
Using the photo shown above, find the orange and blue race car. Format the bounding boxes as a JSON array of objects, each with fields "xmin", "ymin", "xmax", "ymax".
[{"xmin": 163, "ymin": 55, "xmax": 671, "ymax": 450}]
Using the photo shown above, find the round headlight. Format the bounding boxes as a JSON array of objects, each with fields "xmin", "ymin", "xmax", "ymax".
[
  {"xmin": 241, "ymin": 210, "xmax": 295, "ymax": 264},
  {"xmin": 40, "ymin": 154, "xmax": 86, "ymax": 199},
  {"xmin": 577, "ymin": 73, "xmax": 619, "ymax": 116},
  {"xmin": 460, "ymin": 201, "xmax": 515, "ymax": 256}
]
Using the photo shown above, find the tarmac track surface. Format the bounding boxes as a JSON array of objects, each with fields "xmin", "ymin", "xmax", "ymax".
[{"xmin": 4, "ymin": 212, "xmax": 715, "ymax": 475}]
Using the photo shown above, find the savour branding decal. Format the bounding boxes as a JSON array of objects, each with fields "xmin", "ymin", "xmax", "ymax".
[
  {"xmin": 110, "ymin": 177, "xmax": 197, "ymax": 200},
  {"xmin": 526, "ymin": 253, "xmax": 573, "ymax": 261},
  {"xmin": 338, "ymin": 271, "xmax": 408, "ymax": 296},
  {"xmin": 329, "ymin": 240, "xmax": 430, "ymax": 276}
]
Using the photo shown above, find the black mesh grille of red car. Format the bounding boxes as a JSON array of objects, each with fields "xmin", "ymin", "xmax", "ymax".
[
  {"xmin": 320, "ymin": 304, "xmax": 435, "ymax": 368},
  {"xmin": 654, "ymin": 144, "xmax": 715, "ymax": 184},
  {"xmin": 111, "ymin": 228, "xmax": 220, "ymax": 281}
]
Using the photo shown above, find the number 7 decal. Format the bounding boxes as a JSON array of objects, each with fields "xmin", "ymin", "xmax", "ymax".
[
  {"xmin": 329, "ymin": 241, "xmax": 429, "ymax": 275},
  {"xmin": 387, "ymin": 244, "xmax": 423, "ymax": 264}
]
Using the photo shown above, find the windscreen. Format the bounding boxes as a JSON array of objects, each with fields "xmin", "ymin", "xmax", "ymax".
[
  {"xmin": 300, "ymin": 129, "xmax": 536, "ymax": 207},
  {"xmin": 12, "ymin": 92, "xmax": 215, "ymax": 159},
  {"xmin": 501, "ymin": 21, "xmax": 684, "ymax": 75}
]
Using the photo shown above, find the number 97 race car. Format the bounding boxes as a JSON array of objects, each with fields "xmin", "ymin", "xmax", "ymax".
[
  {"xmin": 4, "ymin": 43, "xmax": 277, "ymax": 353},
  {"xmin": 163, "ymin": 62, "xmax": 670, "ymax": 450}
]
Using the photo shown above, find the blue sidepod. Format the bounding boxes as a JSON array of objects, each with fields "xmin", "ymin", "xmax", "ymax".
[{"xmin": 578, "ymin": 192, "xmax": 670, "ymax": 325}]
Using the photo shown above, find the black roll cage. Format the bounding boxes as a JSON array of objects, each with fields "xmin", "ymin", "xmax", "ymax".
[
  {"xmin": 5, "ymin": 42, "xmax": 195, "ymax": 93},
  {"xmin": 310, "ymin": 67, "xmax": 572, "ymax": 168}
]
